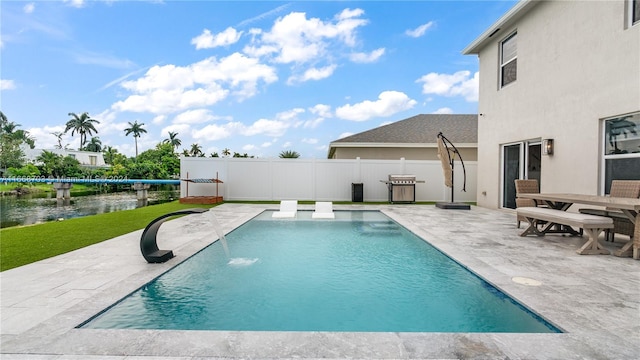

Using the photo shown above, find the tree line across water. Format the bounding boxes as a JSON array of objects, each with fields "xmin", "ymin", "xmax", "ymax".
[{"xmin": 0, "ymin": 111, "xmax": 301, "ymax": 186}]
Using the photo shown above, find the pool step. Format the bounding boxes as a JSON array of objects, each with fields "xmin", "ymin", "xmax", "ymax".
[{"xmin": 361, "ymin": 222, "xmax": 402, "ymax": 235}]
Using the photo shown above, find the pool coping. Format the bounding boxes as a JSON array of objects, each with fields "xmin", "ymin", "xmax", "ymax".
[{"xmin": 1, "ymin": 203, "xmax": 639, "ymax": 359}]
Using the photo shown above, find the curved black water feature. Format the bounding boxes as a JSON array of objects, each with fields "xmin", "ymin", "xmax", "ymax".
[{"xmin": 140, "ymin": 208, "xmax": 208, "ymax": 263}]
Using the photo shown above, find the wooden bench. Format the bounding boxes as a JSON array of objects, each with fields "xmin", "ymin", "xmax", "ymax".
[{"xmin": 516, "ymin": 207, "xmax": 614, "ymax": 255}]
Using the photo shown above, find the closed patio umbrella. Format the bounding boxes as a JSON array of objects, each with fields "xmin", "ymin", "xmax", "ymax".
[
  {"xmin": 436, "ymin": 132, "xmax": 469, "ymax": 210},
  {"xmin": 437, "ymin": 135, "xmax": 453, "ymax": 188}
]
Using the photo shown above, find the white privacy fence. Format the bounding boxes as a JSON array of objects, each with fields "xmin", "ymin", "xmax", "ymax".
[{"xmin": 180, "ymin": 157, "xmax": 477, "ymax": 203}]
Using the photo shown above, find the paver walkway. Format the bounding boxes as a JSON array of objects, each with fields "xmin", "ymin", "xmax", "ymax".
[{"xmin": 1, "ymin": 204, "xmax": 639, "ymax": 359}]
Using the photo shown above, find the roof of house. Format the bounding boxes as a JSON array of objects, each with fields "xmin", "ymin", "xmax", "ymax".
[
  {"xmin": 462, "ymin": 0, "xmax": 538, "ymax": 55},
  {"xmin": 331, "ymin": 113, "xmax": 477, "ymax": 145}
]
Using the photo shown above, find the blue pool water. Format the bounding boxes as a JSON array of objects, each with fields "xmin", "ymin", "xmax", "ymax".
[{"xmin": 81, "ymin": 210, "xmax": 560, "ymax": 333}]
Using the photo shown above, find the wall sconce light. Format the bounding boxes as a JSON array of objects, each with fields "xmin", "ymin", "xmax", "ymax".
[{"xmin": 542, "ymin": 139, "xmax": 554, "ymax": 155}]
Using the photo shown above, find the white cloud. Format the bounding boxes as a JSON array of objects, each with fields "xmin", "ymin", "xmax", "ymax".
[
  {"xmin": 191, "ymin": 27, "xmax": 242, "ymax": 49},
  {"xmin": 338, "ymin": 132, "xmax": 353, "ymax": 139},
  {"xmin": 242, "ymin": 118, "xmax": 290, "ymax": 137},
  {"xmin": 309, "ymin": 104, "xmax": 332, "ymax": 118},
  {"xmin": 161, "ymin": 124, "xmax": 191, "ymax": 138},
  {"xmin": 433, "ymin": 107, "xmax": 453, "ymax": 114},
  {"xmin": 98, "ymin": 67, "xmax": 150, "ymax": 91},
  {"xmin": 349, "ymin": 48, "xmax": 385, "ymax": 63},
  {"xmin": 335, "ymin": 91, "xmax": 417, "ymax": 121},
  {"xmin": 245, "ymin": 8, "xmax": 368, "ymax": 64},
  {"xmin": 405, "ymin": 22, "xmax": 434, "ymax": 38},
  {"xmin": 113, "ymin": 86, "xmax": 229, "ymax": 114},
  {"xmin": 275, "ymin": 108, "xmax": 305, "ymax": 122},
  {"xmin": 282, "ymin": 141, "xmax": 292, "ymax": 148},
  {"xmin": 120, "ymin": 64, "xmax": 195, "ymax": 93},
  {"xmin": 0, "ymin": 79, "xmax": 16, "ymax": 90},
  {"xmin": 237, "ymin": 4, "xmax": 291, "ymax": 27},
  {"xmin": 416, "ymin": 70, "xmax": 479, "ymax": 102},
  {"xmin": 26, "ymin": 125, "xmax": 67, "ymax": 149},
  {"xmin": 173, "ymin": 109, "xmax": 216, "ymax": 124},
  {"xmin": 63, "ymin": 0, "xmax": 84, "ymax": 8},
  {"xmin": 303, "ymin": 117, "xmax": 324, "ymax": 129},
  {"xmin": 287, "ymin": 64, "xmax": 337, "ymax": 84},
  {"xmin": 23, "ymin": 3, "xmax": 35, "ymax": 14},
  {"xmin": 333, "ymin": 8, "xmax": 366, "ymax": 46},
  {"xmin": 192, "ymin": 121, "xmax": 244, "ymax": 141},
  {"xmin": 73, "ymin": 51, "xmax": 136, "ymax": 69},
  {"xmin": 152, "ymin": 115, "xmax": 166, "ymax": 125},
  {"xmin": 302, "ymin": 138, "xmax": 318, "ymax": 144},
  {"xmin": 113, "ymin": 53, "xmax": 277, "ymax": 114},
  {"xmin": 92, "ymin": 109, "xmax": 123, "ymax": 136},
  {"xmin": 242, "ymin": 144, "xmax": 257, "ymax": 151}
]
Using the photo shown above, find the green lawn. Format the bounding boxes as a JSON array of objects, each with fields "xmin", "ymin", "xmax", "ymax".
[
  {"xmin": 0, "ymin": 201, "xmax": 215, "ymax": 271},
  {"xmin": 0, "ymin": 182, "xmax": 98, "ymax": 194}
]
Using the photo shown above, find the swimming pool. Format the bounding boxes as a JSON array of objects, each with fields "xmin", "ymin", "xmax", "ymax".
[{"xmin": 81, "ymin": 210, "xmax": 560, "ymax": 333}]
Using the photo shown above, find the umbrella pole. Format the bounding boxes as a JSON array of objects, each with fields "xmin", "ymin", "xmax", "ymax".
[{"xmin": 450, "ymin": 160, "xmax": 455, "ymax": 203}]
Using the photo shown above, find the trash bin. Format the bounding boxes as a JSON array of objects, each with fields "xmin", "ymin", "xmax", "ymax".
[{"xmin": 352, "ymin": 183, "xmax": 363, "ymax": 202}]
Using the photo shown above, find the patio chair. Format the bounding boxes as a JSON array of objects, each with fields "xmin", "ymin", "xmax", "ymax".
[
  {"xmin": 272, "ymin": 200, "xmax": 298, "ymax": 218},
  {"xmin": 312, "ymin": 201, "xmax": 335, "ymax": 219},
  {"xmin": 579, "ymin": 180, "xmax": 640, "ymax": 242},
  {"xmin": 515, "ymin": 179, "xmax": 545, "ymax": 228}
]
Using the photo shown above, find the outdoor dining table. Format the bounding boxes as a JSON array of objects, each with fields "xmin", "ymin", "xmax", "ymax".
[{"xmin": 517, "ymin": 193, "xmax": 640, "ymax": 258}]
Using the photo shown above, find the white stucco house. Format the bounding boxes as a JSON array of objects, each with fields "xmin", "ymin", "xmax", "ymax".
[
  {"xmin": 22, "ymin": 147, "xmax": 109, "ymax": 168},
  {"xmin": 463, "ymin": 0, "xmax": 640, "ymax": 209}
]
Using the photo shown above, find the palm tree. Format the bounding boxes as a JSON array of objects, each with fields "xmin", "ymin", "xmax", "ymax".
[
  {"xmin": 51, "ymin": 132, "xmax": 64, "ymax": 149},
  {"xmin": 279, "ymin": 150, "xmax": 300, "ymax": 158},
  {"xmin": 124, "ymin": 121, "xmax": 147, "ymax": 158},
  {"xmin": 102, "ymin": 146, "xmax": 118, "ymax": 165},
  {"xmin": 2, "ymin": 119, "xmax": 35, "ymax": 149},
  {"xmin": 164, "ymin": 131, "xmax": 182, "ymax": 151},
  {"xmin": 181, "ymin": 149, "xmax": 190, "ymax": 157},
  {"xmin": 189, "ymin": 143, "xmax": 203, "ymax": 157},
  {"xmin": 36, "ymin": 150, "xmax": 62, "ymax": 177},
  {"xmin": 0, "ymin": 112, "xmax": 35, "ymax": 170},
  {"xmin": 222, "ymin": 148, "xmax": 231, "ymax": 157},
  {"xmin": 85, "ymin": 136, "xmax": 102, "ymax": 152},
  {"xmin": 65, "ymin": 112, "xmax": 99, "ymax": 149}
]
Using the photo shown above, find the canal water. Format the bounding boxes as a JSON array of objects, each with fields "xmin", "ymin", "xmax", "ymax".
[{"xmin": 1, "ymin": 190, "xmax": 179, "ymax": 228}]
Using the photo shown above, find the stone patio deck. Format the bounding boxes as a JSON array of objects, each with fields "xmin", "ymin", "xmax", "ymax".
[{"xmin": 1, "ymin": 204, "xmax": 639, "ymax": 359}]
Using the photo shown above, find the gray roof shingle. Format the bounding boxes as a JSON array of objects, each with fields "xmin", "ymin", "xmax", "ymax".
[{"xmin": 331, "ymin": 114, "xmax": 478, "ymax": 144}]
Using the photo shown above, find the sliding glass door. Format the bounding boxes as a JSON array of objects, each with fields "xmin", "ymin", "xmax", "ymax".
[
  {"xmin": 502, "ymin": 144, "xmax": 521, "ymax": 209},
  {"xmin": 502, "ymin": 141, "xmax": 542, "ymax": 209}
]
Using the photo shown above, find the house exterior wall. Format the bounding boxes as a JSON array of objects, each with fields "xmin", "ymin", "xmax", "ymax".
[
  {"xmin": 473, "ymin": 0, "xmax": 639, "ymax": 209},
  {"xmin": 23, "ymin": 148, "xmax": 108, "ymax": 167},
  {"xmin": 331, "ymin": 147, "xmax": 477, "ymax": 161}
]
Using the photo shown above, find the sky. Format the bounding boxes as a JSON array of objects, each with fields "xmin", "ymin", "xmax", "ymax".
[{"xmin": 1, "ymin": 0, "xmax": 517, "ymax": 159}]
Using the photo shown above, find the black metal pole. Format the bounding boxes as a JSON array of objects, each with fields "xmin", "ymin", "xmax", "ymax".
[{"xmin": 450, "ymin": 160, "xmax": 455, "ymax": 203}]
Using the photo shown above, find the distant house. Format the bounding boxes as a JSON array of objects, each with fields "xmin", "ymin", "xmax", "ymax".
[
  {"xmin": 463, "ymin": 0, "xmax": 640, "ymax": 209},
  {"xmin": 328, "ymin": 114, "xmax": 478, "ymax": 161},
  {"xmin": 23, "ymin": 147, "xmax": 109, "ymax": 168}
]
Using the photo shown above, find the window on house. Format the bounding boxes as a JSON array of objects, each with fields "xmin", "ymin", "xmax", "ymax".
[
  {"xmin": 633, "ymin": 0, "xmax": 640, "ymax": 24},
  {"xmin": 603, "ymin": 112, "xmax": 640, "ymax": 193},
  {"xmin": 89, "ymin": 156, "xmax": 97, "ymax": 166},
  {"xmin": 500, "ymin": 32, "xmax": 517, "ymax": 87}
]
